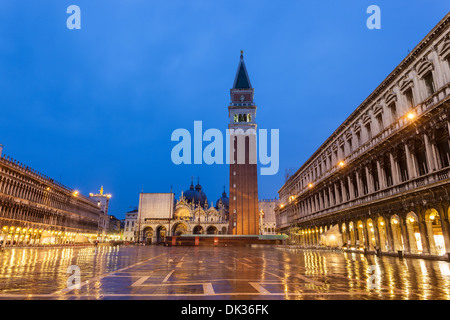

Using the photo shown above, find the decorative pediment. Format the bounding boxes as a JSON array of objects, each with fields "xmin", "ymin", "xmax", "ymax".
[
  {"xmin": 194, "ymin": 208, "xmax": 205, "ymax": 216},
  {"xmin": 345, "ymin": 130, "xmax": 352, "ymax": 141},
  {"xmin": 385, "ymin": 90, "xmax": 397, "ymax": 105},
  {"xmin": 176, "ymin": 194, "xmax": 188, "ymax": 206},
  {"xmin": 373, "ymin": 104, "xmax": 383, "ymax": 116},
  {"xmin": 362, "ymin": 113, "xmax": 372, "ymax": 125},
  {"xmin": 439, "ymin": 34, "xmax": 450, "ymax": 59},
  {"xmin": 353, "ymin": 123, "xmax": 361, "ymax": 133},
  {"xmin": 207, "ymin": 207, "xmax": 218, "ymax": 215},
  {"xmin": 400, "ymin": 76, "xmax": 414, "ymax": 92},
  {"xmin": 331, "ymin": 143, "xmax": 338, "ymax": 151},
  {"xmin": 416, "ymin": 56, "xmax": 434, "ymax": 77}
]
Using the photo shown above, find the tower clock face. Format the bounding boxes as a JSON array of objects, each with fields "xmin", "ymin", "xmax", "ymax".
[{"xmin": 240, "ymin": 95, "xmax": 245, "ymax": 101}]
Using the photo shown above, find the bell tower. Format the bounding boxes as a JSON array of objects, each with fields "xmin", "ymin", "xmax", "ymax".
[{"xmin": 228, "ymin": 51, "xmax": 259, "ymax": 235}]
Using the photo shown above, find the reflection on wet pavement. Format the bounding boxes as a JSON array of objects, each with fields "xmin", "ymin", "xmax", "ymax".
[{"xmin": 0, "ymin": 245, "xmax": 449, "ymax": 299}]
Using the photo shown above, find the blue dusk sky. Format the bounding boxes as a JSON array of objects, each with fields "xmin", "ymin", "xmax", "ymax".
[{"xmin": 0, "ymin": 1, "xmax": 448, "ymax": 219}]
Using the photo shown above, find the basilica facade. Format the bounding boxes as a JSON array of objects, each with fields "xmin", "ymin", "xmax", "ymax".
[
  {"xmin": 135, "ymin": 179, "xmax": 230, "ymax": 244},
  {"xmin": 276, "ymin": 13, "xmax": 450, "ymax": 261},
  {"xmin": 172, "ymin": 181, "xmax": 229, "ymax": 236}
]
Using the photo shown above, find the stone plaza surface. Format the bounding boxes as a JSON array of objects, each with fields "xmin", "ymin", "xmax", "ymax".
[{"xmin": 0, "ymin": 245, "xmax": 449, "ymax": 300}]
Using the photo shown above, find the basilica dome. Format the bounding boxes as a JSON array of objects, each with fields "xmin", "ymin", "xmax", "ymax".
[
  {"xmin": 183, "ymin": 180, "xmax": 208, "ymax": 207},
  {"xmin": 216, "ymin": 190, "xmax": 229, "ymax": 209}
]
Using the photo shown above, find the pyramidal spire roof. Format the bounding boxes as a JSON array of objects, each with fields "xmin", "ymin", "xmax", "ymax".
[{"xmin": 232, "ymin": 50, "xmax": 252, "ymax": 89}]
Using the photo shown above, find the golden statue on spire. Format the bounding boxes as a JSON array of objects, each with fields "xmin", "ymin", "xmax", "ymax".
[{"xmin": 100, "ymin": 185, "xmax": 104, "ymax": 195}]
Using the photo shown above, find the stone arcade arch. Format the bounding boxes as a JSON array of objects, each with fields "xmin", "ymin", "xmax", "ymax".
[
  {"xmin": 172, "ymin": 221, "xmax": 188, "ymax": 236},
  {"xmin": 378, "ymin": 217, "xmax": 388, "ymax": 252},
  {"xmin": 357, "ymin": 220, "xmax": 365, "ymax": 249},
  {"xmin": 406, "ymin": 212, "xmax": 422, "ymax": 254},
  {"xmin": 348, "ymin": 222, "xmax": 356, "ymax": 248},
  {"xmin": 193, "ymin": 225, "xmax": 204, "ymax": 235},
  {"xmin": 206, "ymin": 226, "xmax": 218, "ymax": 235},
  {"xmin": 390, "ymin": 214, "xmax": 404, "ymax": 252},
  {"xmin": 366, "ymin": 219, "xmax": 376, "ymax": 251},
  {"xmin": 156, "ymin": 225, "xmax": 167, "ymax": 244},
  {"xmin": 341, "ymin": 223, "xmax": 348, "ymax": 247},
  {"xmin": 143, "ymin": 227, "xmax": 154, "ymax": 245},
  {"xmin": 288, "ymin": 204, "xmax": 450, "ymax": 259},
  {"xmin": 424, "ymin": 208, "xmax": 447, "ymax": 256}
]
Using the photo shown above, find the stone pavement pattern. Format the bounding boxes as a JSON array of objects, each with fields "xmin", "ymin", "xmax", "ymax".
[{"xmin": 0, "ymin": 246, "xmax": 449, "ymax": 299}]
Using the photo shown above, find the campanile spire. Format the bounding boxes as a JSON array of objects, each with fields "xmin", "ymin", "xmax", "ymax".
[
  {"xmin": 232, "ymin": 51, "xmax": 252, "ymax": 90},
  {"xmin": 228, "ymin": 51, "xmax": 259, "ymax": 235}
]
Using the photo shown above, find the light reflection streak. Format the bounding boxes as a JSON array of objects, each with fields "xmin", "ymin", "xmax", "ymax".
[{"xmin": 0, "ymin": 246, "xmax": 448, "ymax": 299}]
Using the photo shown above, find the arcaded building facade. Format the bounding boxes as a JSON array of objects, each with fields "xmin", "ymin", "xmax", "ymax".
[
  {"xmin": 276, "ymin": 13, "xmax": 450, "ymax": 260},
  {"xmin": 0, "ymin": 154, "xmax": 104, "ymax": 246}
]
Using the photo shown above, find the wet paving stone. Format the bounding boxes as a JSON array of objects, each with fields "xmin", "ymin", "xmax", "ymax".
[{"xmin": 0, "ymin": 245, "xmax": 449, "ymax": 299}]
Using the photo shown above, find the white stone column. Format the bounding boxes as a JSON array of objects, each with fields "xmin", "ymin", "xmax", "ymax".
[
  {"xmin": 423, "ymin": 134, "xmax": 437, "ymax": 172},
  {"xmin": 340, "ymin": 180, "xmax": 346, "ymax": 202},
  {"xmin": 328, "ymin": 186, "xmax": 334, "ymax": 206},
  {"xmin": 430, "ymin": 136, "xmax": 442, "ymax": 169},
  {"xmin": 365, "ymin": 166, "xmax": 374, "ymax": 193},
  {"xmin": 376, "ymin": 160, "xmax": 386, "ymax": 189},
  {"xmin": 411, "ymin": 147, "xmax": 421, "ymax": 177},
  {"xmin": 334, "ymin": 183, "xmax": 340, "ymax": 204},
  {"xmin": 321, "ymin": 191, "xmax": 326, "ymax": 209},
  {"xmin": 348, "ymin": 176, "xmax": 355, "ymax": 200},
  {"xmin": 404, "ymin": 142, "xmax": 416, "ymax": 180},
  {"xmin": 389, "ymin": 152, "xmax": 400, "ymax": 185},
  {"xmin": 355, "ymin": 170, "xmax": 364, "ymax": 196}
]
